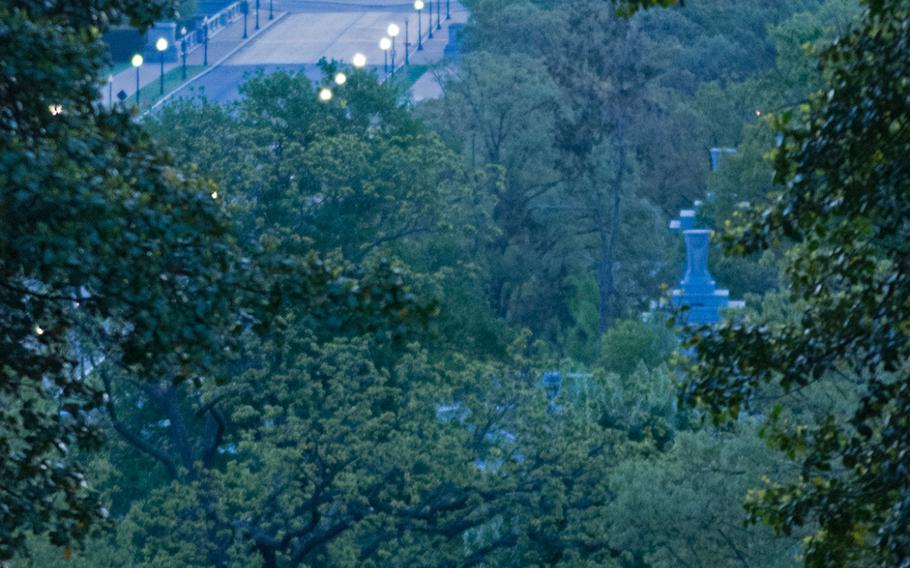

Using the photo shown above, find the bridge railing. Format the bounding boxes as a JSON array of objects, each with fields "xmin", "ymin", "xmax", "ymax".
[{"xmin": 203, "ymin": 1, "xmax": 242, "ymax": 33}]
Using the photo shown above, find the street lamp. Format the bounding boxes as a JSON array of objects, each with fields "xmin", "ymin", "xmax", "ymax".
[
  {"xmin": 428, "ymin": 0, "xmax": 434, "ymax": 39},
  {"xmin": 255, "ymin": 0, "xmax": 260, "ymax": 30},
  {"xmin": 414, "ymin": 0, "xmax": 424, "ymax": 50},
  {"xmin": 108, "ymin": 74, "xmax": 113, "ymax": 106},
  {"xmin": 155, "ymin": 37, "xmax": 168, "ymax": 96},
  {"xmin": 203, "ymin": 17, "xmax": 209, "ymax": 66},
  {"xmin": 446, "ymin": 0, "xmax": 451, "ymax": 20},
  {"xmin": 404, "ymin": 19, "xmax": 410, "ymax": 65},
  {"xmin": 180, "ymin": 26, "xmax": 188, "ymax": 80},
  {"xmin": 269, "ymin": 0, "xmax": 273, "ymax": 19},
  {"xmin": 241, "ymin": 0, "xmax": 249, "ymax": 38},
  {"xmin": 387, "ymin": 24, "xmax": 400, "ymax": 74},
  {"xmin": 318, "ymin": 87, "xmax": 333, "ymax": 101},
  {"xmin": 131, "ymin": 53, "xmax": 143, "ymax": 107},
  {"xmin": 48, "ymin": 104, "xmax": 63, "ymax": 115},
  {"xmin": 352, "ymin": 52, "xmax": 367, "ymax": 68},
  {"xmin": 379, "ymin": 37, "xmax": 391, "ymax": 76},
  {"xmin": 436, "ymin": 0, "xmax": 441, "ymax": 30},
  {"xmin": 334, "ymin": 72, "xmax": 347, "ymax": 86}
]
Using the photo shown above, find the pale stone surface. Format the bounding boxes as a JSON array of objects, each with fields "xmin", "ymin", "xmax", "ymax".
[
  {"xmin": 227, "ymin": 12, "xmax": 402, "ymax": 66},
  {"xmin": 228, "ymin": 6, "xmax": 464, "ymax": 69}
]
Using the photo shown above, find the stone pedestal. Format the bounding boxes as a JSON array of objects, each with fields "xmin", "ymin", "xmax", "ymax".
[{"xmin": 669, "ymin": 210, "xmax": 741, "ymax": 325}]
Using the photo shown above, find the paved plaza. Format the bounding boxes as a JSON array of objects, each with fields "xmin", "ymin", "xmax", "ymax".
[{"xmin": 230, "ymin": 11, "xmax": 417, "ymax": 67}]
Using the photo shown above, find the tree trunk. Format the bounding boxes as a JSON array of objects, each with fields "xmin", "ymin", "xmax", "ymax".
[{"xmin": 596, "ymin": 123, "xmax": 626, "ymax": 344}]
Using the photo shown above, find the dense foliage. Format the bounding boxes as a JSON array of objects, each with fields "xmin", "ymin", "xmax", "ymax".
[
  {"xmin": 9, "ymin": 0, "xmax": 906, "ymax": 566},
  {"xmin": 686, "ymin": 1, "xmax": 910, "ymax": 565},
  {"xmin": 0, "ymin": 0, "xmax": 420, "ymax": 560}
]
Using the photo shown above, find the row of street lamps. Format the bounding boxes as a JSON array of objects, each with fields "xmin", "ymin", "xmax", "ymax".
[
  {"xmin": 318, "ymin": 0, "xmax": 452, "ymax": 102},
  {"xmin": 124, "ymin": 0, "xmax": 454, "ymax": 108},
  {"xmin": 126, "ymin": 23, "xmax": 207, "ymax": 108},
  {"xmin": 318, "ymin": 53, "xmax": 367, "ymax": 102},
  {"xmin": 377, "ymin": 0, "xmax": 451, "ymax": 80},
  {"xmin": 128, "ymin": 37, "xmax": 168, "ymax": 108},
  {"xmin": 240, "ymin": 0, "xmax": 274, "ymax": 39}
]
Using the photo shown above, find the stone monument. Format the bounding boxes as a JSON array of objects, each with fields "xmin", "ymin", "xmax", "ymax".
[
  {"xmin": 709, "ymin": 147, "xmax": 737, "ymax": 172},
  {"xmin": 668, "ymin": 206, "xmax": 742, "ymax": 325}
]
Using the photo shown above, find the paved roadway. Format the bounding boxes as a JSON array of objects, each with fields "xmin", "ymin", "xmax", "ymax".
[{"xmin": 171, "ymin": 0, "xmax": 466, "ymax": 104}]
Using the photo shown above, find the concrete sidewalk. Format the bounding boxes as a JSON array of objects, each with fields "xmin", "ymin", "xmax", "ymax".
[
  {"xmin": 407, "ymin": 0, "xmax": 466, "ymax": 66},
  {"xmin": 100, "ymin": 14, "xmax": 277, "ymax": 105},
  {"xmin": 406, "ymin": 0, "xmax": 466, "ymax": 101}
]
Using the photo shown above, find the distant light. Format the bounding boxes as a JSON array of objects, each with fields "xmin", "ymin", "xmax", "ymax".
[
  {"xmin": 34, "ymin": 325, "xmax": 44, "ymax": 335},
  {"xmin": 387, "ymin": 23, "xmax": 400, "ymax": 38},
  {"xmin": 211, "ymin": 191, "xmax": 219, "ymax": 199},
  {"xmin": 352, "ymin": 53, "xmax": 367, "ymax": 68},
  {"xmin": 108, "ymin": 74, "xmax": 113, "ymax": 83},
  {"xmin": 131, "ymin": 53, "xmax": 144, "ymax": 67},
  {"xmin": 48, "ymin": 104, "xmax": 63, "ymax": 115},
  {"xmin": 414, "ymin": 0, "xmax": 424, "ymax": 9},
  {"xmin": 334, "ymin": 72, "xmax": 347, "ymax": 86},
  {"xmin": 754, "ymin": 109, "xmax": 762, "ymax": 117},
  {"xmin": 379, "ymin": 37, "xmax": 392, "ymax": 51},
  {"xmin": 319, "ymin": 87, "xmax": 333, "ymax": 101},
  {"xmin": 180, "ymin": 26, "xmax": 188, "ymax": 36},
  {"xmin": 156, "ymin": 37, "xmax": 169, "ymax": 52}
]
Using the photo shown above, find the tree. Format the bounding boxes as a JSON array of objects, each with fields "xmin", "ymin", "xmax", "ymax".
[
  {"xmin": 684, "ymin": 1, "xmax": 910, "ymax": 565},
  {"xmin": 424, "ymin": 52, "xmax": 571, "ymax": 332},
  {"xmin": 0, "ymin": 0, "xmax": 228, "ymax": 556},
  {"xmin": 598, "ymin": 318, "xmax": 675, "ymax": 378},
  {"xmin": 149, "ymin": 66, "xmax": 507, "ymax": 359},
  {"xmin": 606, "ymin": 425, "xmax": 802, "ymax": 567},
  {"xmin": 0, "ymin": 3, "xmax": 417, "ymax": 559},
  {"xmin": 90, "ymin": 334, "xmax": 490, "ymax": 567},
  {"xmin": 149, "ymin": 65, "xmax": 471, "ymax": 263}
]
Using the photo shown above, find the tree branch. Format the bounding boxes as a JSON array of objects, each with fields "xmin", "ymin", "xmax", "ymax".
[{"xmin": 101, "ymin": 372, "xmax": 178, "ymax": 478}]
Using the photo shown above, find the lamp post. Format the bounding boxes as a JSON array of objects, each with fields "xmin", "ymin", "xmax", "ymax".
[
  {"xmin": 242, "ymin": 0, "xmax": 249, "ymax": 38},
  {"xmin": 255, "ymin": 0, "xmax": 260, "ymax": 30},
  {"xmin": 414, "ymin": 0, "xmax": 424, "ymax": 50},
  {"xmin": 446, "ymin": 0, "xmax": 451, "ymax": 20},
  {"xmin": 203, "ymin": 18, "xmax": 209, "ymax": 66},
  {"xmin": 404, "ymin": 19, "xmax": 410, "ymax": 65},
  {"xmin": 108, "ymin": 74, "xmax": 113, "ymax": 106},
  {"xmin": 379, "ymin": 37, "xmax": 391, "ymax": 76},
  {"xmin": 269, "ymin": 0, "xmax": 273, "ymax": 19},
  {"xmin": 180, "ymin": 27, "xmax": 188, "ymax": 80},
  {"xmin": 131, "ymin": 53, "xmax": 143, "ymax": 107},
  {"xmin": 428, "ymin": 1, "xmax": 433, "ymax": 39},
  {"xmin": 352, "ymin": 52, "xmax": 367, "ymax": 68},
  {"xmin": 155, "ymin": 37, "xmax": 168, "ymax": 96},
  {"xmin": 387, "ymin": 24, "xmax": 400, "ymax": 74},
  {"xmin": 436, "ymin": 0, "xmax": 441, "ymax": 30}
]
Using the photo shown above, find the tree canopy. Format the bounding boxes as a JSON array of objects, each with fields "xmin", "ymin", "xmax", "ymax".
[
  {"xmin": 0, "ymin": 1, "xmax": 420, "ymax": 559},
  {"xmin": 685, "ymin": 1, "xmax": 910, "ymax": 565},
  {"xmin": 9, "ymin": 0, "xmax": 907, "ymax": 566}
]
